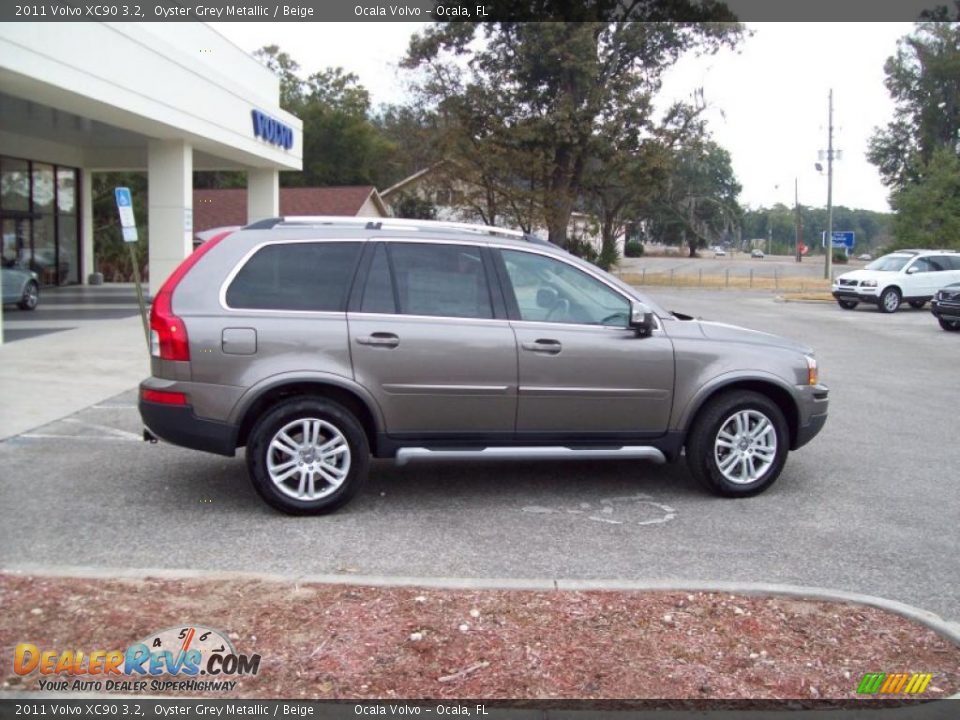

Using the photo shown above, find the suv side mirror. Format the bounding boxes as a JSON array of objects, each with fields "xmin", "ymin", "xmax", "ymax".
[
  {"xmin": 629, "ymin": 301, "xmax": 655, "ymax": 337},
  {"xmin": 906, "ymin": 266, "xmax": 919, "ymax": 274}
]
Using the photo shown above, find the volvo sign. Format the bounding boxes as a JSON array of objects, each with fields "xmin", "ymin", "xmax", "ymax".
[{"xmin": 251, "ymin": 110, "xmax": 294, "ymax": 150}]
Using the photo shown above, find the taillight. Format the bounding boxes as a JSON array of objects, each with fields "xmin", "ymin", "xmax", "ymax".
[
  {"xmin": 149, "ymin": 230, "xmax": 232, "ymax": 360},
  {"xmin": 141, "ymin": 388, "xmax": 188, "ymax": 405}
]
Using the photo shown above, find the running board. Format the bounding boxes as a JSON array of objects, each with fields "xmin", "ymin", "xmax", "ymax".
[{"xmin": 395, "ymin": 446, "xmax": 666, "ymax": 467}]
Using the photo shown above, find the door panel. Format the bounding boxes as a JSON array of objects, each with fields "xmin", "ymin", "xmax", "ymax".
[
  {"xmin": 349, "ymin": 314, "xmax": 517, "ymax": 433},
  {"xmin": 512, "ymin": 322, "xmax": 674, "ymax": 433},
  {"xmin": 348, "ymin": 241, "xmax": 517, "ymax": 435},
  {"xmin": 497, "ymin": 248, "xmax": 674, "ymax": 435}
]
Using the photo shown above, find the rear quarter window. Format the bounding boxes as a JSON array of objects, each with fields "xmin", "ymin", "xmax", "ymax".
[{"xmin": 225, "ymin": 241, "xmax": 362, "ymax": 311}]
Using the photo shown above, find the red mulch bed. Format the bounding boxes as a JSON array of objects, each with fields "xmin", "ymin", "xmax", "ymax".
[{"xmin": 1, "ymin": 574, "xmax": 957, "ymax": 700}]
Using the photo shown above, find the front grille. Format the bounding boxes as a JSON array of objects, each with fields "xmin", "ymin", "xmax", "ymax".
[{"xmin": 838, "ymin": 278, "xmax": 858, "ymax": 287}]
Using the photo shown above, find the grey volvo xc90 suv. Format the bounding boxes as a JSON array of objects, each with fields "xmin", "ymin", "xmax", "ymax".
[{"xmin": 139, "ymin": 217, "xmax": 828, "ymax": 514}]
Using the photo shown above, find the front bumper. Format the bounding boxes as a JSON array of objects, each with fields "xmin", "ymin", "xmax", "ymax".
[
  {"xmin": 832, "ymin": 286, "xmax": 880, "ymax": 305},
  {"xmin": 793, "ymin": 384, "xmax": 829, "ymax": 450},
  {"xmin": 931, "ymin": 298, "xmax": 960, "ymax": 321}
]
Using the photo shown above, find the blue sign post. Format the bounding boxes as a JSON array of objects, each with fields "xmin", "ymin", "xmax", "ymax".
[
  {"xmin": 822, "ymin": 231, "xmax": 855, "ymax": 250},
  {"xmin": 114, "ymin": 187, "xmax": 149, "ymax": 350}
]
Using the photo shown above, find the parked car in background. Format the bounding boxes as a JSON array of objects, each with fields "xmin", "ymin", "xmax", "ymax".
[
  {"xmin": 831, "ymin": 250, "xmax": 960, "ymax": 313},
  {"xmin": 1, "ymin": 262, "xmax": 40, "ymax": 310},
  {"xmin": 857, "ymin": 253, "xmax": 873, "ymax": 261},
  {"xmin": 931, "ymin": 282, "xmax": 960, "ymax": 331},
  {"xmin": 751, "ymin": 249, "xmax": 765, "ymax": 259},
  {"xmin": 714, "ymin": 247, "xmax": 726, "ymax": 257},
  {"xmin": 138, "ymin": 216, "xmax": 828, "ymax": 515}
]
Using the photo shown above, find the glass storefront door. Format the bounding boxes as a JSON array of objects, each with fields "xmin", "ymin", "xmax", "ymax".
[{"xmin": 0, "ymin": 156, "xmax": 80, "ymax": 286}]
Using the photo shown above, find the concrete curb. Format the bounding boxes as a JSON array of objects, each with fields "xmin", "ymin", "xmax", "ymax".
[
  {"xmin": 5, "ymin": 563, "xmax": 959, "ymax": 651},
  {"xmin": 775, "ymin": 295, "xmax": 834, "ymax": 304}
]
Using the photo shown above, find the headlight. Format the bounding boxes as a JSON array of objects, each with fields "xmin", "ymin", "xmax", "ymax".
[
  {"xmin": 860, "ymin": 280, "xmax": 877, "ymax": 287},
  {"xmin": 806, "ymin": 355, "xmax": 818, "ymax": 386}
]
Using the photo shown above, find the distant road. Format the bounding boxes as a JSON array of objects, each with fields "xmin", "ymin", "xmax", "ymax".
[{"xmin": 618, "ymin": 253, "xmax": 866, "ymax": 280}]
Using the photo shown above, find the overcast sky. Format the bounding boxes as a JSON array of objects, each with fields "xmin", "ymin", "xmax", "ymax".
[{"xmin": 212, "ymin": 22, "xmax": 916, "ymax": 213}]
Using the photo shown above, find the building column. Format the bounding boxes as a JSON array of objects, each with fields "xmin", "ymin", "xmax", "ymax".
[
  {"xmin": 81, "ymin": 169, "xmax": 94, "ymax": 284},
  {"xmin": 247, "ymin": 168, "xmax": 279, "ymax": 224},
  {"xmin": 147, "ymin": 139, "xmax": 193, "ymax": 296}
]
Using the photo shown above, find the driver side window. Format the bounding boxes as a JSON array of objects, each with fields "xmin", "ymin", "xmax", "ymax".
[{"xmin": 501, "ymin": 249, "xmax": 629, "ymax": 326}]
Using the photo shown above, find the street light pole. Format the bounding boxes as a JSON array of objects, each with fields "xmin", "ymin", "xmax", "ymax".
[
  {"xmin": 795, "ymin": 177, "xmax": 803, "ymax": 262},
  {"xmin": 825, "ymin": 89, "xmax": 834, "ymax": 281}
]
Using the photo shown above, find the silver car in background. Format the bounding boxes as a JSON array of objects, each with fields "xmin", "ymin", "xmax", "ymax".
[{"xmin": 1, "ymin": 262, "xmax": 40, "ymax": 310}]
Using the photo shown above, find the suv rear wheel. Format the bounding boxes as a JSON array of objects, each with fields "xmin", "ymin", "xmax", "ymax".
[
  {"xmin": 686, "ymin": 391, "xmax": 789, "ymax": 497},
  {"xmin": 246, "ymin": 398, "xmax": 369, "ymax": 515},
  {"xmin": 837, "ymin": 300, "xmax": 858, "ymax": 310},
  {"xmin": 908, "ymin": 299, "xmax": 926, "ymax": 309}
]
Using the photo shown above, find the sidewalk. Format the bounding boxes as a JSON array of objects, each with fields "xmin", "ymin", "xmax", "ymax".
[{"xmin": 0, "ymin": 285, "xmax": 148, "ymax": 440}]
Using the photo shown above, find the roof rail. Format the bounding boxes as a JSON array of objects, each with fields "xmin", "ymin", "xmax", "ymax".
[{"xmin": 251, "ymin": 215, "xmax": 529, "ymax": 240}]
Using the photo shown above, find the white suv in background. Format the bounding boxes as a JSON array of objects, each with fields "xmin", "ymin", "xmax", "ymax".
[{"xmin": 831, "ymin": 250, "xmax": 960, "ymax": 313}]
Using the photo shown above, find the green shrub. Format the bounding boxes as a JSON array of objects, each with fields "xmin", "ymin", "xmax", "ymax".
[
  {"xmin": 832, "ymin": 249, "xmax": 849, "ymax": 264},
  {"xmin": 624, "ymin": 240, "xmax": 644, "ymax": 257},
  {"xmin": 567, "ymin": 237, "xmax": 599, "ymax": 264}
]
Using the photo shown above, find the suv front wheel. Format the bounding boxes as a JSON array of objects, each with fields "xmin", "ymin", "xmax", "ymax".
[
  {"xmin": 246, "ymin": 398, "xmax": 369, "ymax": 515},
  {"xmin": 878, "ymin": 287, "xmax": 901, "ymax": 313},
  {"xmin": 686, "ymin": 391, "xmax": 789, "ymax": 497}
]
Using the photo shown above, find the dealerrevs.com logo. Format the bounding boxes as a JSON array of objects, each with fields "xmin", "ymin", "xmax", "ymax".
[{"xmin": 14, "ymin": 625, "xmax": 260, "ymax": 693}]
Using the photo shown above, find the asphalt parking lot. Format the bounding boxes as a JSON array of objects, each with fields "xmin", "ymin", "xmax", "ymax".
[{"xmin": 1, "ymin": 289, "xmax": 957, "ymax": 621}]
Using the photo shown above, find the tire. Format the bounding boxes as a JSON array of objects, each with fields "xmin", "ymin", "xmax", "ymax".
[
  {"xmin": 938, "ymin": 317, "xmax": 960, "ymax": 332},
  {"xmin": 878, "ymin": 287, "xmax": 901, "ymax": 314},
  {"xmin": 686, "ymin": 391, "xmax": 789, "ymax": 498},
  {"xmin": 18, "ymin": 281, "xmax": 39, "ymax": 311},
  {"xmin": 246, "ymin": 397, "xmax": 369, "ymax": 515},
  {"xmin": 909, "ymin": 300, "xmax": 926, "ymax": 309},
  {"xmin": 837, "ymin": 300, "xmax": 858, "ymax": 310}
]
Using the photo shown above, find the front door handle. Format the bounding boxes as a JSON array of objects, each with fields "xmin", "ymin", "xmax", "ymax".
[
  {"xmin": 521, "ymin": 339, "xmax": 562, "ymax": 355},
  {"xmin": 356, "ymin": 332, "xmax": 400, "ymax": 348}
]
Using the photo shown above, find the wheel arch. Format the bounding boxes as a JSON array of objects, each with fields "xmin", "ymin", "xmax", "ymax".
[
  {"xmin": 680, "ymin": 378, "xmax": 801, "ymax": 451},
  {"xmin": 233, "ymin": 375, "xmax": 383, "ymax": 452}
]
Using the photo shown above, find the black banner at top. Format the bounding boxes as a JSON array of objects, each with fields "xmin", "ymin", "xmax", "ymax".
[{"xmin": 1, "ymin": 0, "xmax": 956, "ymax": 23}]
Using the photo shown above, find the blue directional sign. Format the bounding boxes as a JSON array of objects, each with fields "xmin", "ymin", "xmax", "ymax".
[
  {"xmin": 821, "ymin": 231, "xmax": 855, "ymax": 249},
  {"xmin": 114, "ymin": 187, "xmax": 138, "ymax": 242}
]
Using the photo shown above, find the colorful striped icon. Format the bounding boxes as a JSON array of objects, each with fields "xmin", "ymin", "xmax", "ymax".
[{"xmin": 856, "ymin": 672, "xmax": 933, "ymax": 694}]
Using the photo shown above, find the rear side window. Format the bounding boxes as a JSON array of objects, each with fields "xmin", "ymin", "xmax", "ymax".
[
  {"xmin": 387, "ymin": 243, "xmax": 493, "ymax": 319},
  {"xmin": 929, "ymin": 255, "xmax": 959, "ymax": 271},
  {"xmin": 225, "ymin": 241, "xmax": 362, "ymax": 311}
]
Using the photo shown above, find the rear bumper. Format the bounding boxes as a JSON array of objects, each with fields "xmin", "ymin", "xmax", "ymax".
[{"xmin": 139, "ymin": 397, "xmax": 237, "ymax": 457}]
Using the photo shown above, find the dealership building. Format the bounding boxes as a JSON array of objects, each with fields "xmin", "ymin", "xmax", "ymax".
[{"xmin": 0, "ymin": 22, "xmax": 302, "ymax": 303}]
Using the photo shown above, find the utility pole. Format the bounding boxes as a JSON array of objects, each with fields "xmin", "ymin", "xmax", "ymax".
[
  {"xmin": 795, "ymin": 177, "xmax": 803, "ymax": 262},
  {"xmin": 825, "ymin": 89, "xmax": 834, "ymax": 281}
]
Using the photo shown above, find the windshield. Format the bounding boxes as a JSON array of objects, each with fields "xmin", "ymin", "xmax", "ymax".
[{"xmin": 865, "ymin": 254, "xmax": 911, "ymax": 272}]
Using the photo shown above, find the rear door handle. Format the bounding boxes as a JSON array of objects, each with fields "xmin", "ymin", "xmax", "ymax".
[
  {"xmin": 521, "ymin": 339, "xmax": 562, "ymax": 355},
  {"xmin": 356, "ymin": 332, "xmax": 400, "ymax": 348}
]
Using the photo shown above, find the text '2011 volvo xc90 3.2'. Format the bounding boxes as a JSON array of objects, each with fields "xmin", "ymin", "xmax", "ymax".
[{"xmin": 139, "ymin": 217, "xmax": 829, "ymax": 514}]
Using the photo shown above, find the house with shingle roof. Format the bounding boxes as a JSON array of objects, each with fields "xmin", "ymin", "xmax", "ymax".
[{"xmin": 193, "ymin": 186, "xmax": 389, "ymax": 234}]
